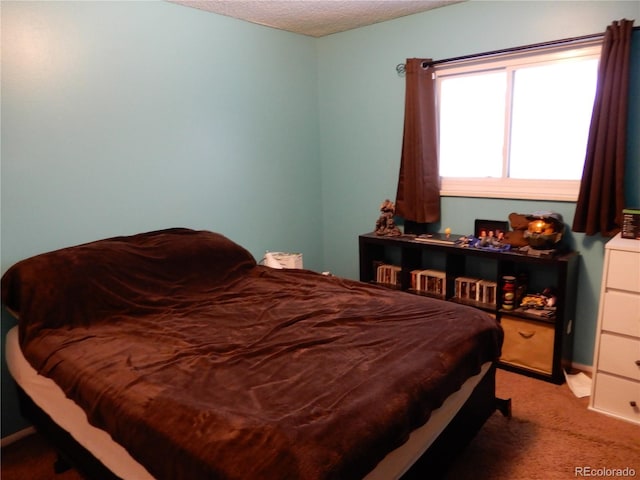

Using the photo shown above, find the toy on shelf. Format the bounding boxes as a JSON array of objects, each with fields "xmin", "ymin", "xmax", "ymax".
[
  {"xmin": 374, "ymin": 199, "xmax": 402, "ymax": 237},
  {"xmin": 503, "ymin": 213, "xmax": 530, "ymax": 248},
  {"xmin": 524, "ymin": 211, "xmax": 564, "ymax": 249}
]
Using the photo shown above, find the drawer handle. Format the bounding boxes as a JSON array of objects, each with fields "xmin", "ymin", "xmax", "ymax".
[
  {"xmin": 518, "ymin": 330, "xmax": 535, "ymax": 339},
  {"xmin": 631, "ymin": 401, "xmax": 638, "ymax": 408},
  {"xmin": 635, "ymin": 360, "xmax": 640, "ymax": 367}
]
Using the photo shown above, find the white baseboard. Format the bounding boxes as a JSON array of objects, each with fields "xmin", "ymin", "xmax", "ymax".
[
  {"xmin": 1, "ymin": 426, "xmax": 36, "ymax": 448},
  {"xmin": 572, "ymin": 362, "xmax": 593, "ymax": 374}
]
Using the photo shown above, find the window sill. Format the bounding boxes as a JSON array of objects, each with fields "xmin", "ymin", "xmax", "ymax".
[{"xmin": 440, "ymin": 178, "xmax": 579, "ymax": 202}]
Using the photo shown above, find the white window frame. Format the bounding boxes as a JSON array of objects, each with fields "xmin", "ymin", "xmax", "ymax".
[{"xmin": 435, "ymin": 40, "xmax": 602, "ymax": 201}]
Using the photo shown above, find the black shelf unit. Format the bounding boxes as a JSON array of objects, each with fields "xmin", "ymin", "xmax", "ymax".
[{"xmin": 359, "ymin": 232, "xmax": 579, "ymax": 384}]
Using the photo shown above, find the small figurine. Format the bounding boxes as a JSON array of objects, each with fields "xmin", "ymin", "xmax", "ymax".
[
  {"xmin": 375, "ymin": 199, "xmax": 402, "ymax": 236},
  {"xmin": 542, "ymin": 287, "xmax": 557, "ymax": 307},
  {"xmin": 479, "ymin": 229, "xmax": 503, "ymax": 247}
]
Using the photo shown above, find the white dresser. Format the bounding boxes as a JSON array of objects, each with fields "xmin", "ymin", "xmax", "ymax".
[{"xmin": 589, "ymin": 233, "xmax": 640, "ymax": 425}]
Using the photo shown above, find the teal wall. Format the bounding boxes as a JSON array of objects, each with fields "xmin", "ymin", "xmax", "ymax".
[
  {"xmin": 1, "ymin": 0, "xmax": 638, "ymax": 438},
  {"xmin": 317, "ymin": 0, "xmax": 640, "ymax": 369},
  {"xmin": 1, "ymin": 0, "xmax": 321, "ymax": 437}
]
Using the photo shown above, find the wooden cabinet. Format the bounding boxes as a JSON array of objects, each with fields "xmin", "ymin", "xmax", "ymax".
[
  {"xmin": 589, "ymin": 234, "xmax": 640, "ymax": 425},
  {"xmin": 359, "ymin": 233, "xmax": 579, "ymax": 384}
]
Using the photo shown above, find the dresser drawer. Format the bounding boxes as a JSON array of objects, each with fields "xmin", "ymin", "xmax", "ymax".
[
  {"xmin": 602, "ymin": 290, "xmax": 640, "ymax": 337},
  {"xmin": 591, "ymin": 373, "xmax": 640, "ymax": 424},
  {"xmin": 607, "ymin": 250, "xmax": 640, "ymax": 293},
  {"xmin": 500, "ymin": 316, "xmax": 554, "ymax": 375},
  {"xmin": 597, "ymin": 333, "xmax": 640, "ymax": 380}
]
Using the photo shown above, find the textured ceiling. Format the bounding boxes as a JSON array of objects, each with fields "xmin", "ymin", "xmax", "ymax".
[{"xmin": 171, "ymin": 1, "xmax": 462, "ymax": 37}]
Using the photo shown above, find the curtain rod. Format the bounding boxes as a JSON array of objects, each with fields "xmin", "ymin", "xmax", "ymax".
[{"xmin": 395, "ymin": 27, "xmax": 639, "ymax": 75}]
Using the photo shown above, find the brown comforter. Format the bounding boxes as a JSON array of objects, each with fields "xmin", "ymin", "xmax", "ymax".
[{"xmin": 2, "ymin": 228, "xmax": 502, "ymax": 480}]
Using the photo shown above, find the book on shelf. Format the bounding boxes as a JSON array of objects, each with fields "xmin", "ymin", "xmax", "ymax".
[
  {"xmin": 411, "ymin": 269, "xmax": 446, "ymax": 297},
  {"xmin": 455, "ymin": 277, "xmax": 480, "ymax": 302},
  {"xmin": 375, "ymin": 263, "xmax": 402, "ymax": 286},
  {"xmin": 413, "ymin": 233, "xmax": 464, "ymax": 245},
  {"xmin": 455, "ymin": 277, "xmax": 497, "ymax": 305}
]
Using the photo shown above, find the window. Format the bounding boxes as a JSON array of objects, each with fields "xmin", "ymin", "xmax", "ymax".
[{"xmin": 436, "ymin": 41, "xmax": 601, "ymax": 201}]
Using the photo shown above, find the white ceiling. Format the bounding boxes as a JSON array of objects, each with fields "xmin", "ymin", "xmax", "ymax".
[{"xmin": 171, "ymin": 1, "xmax": 463, "ymax": 37}]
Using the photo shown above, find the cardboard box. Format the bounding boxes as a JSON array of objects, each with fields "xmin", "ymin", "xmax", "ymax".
[{"xmin": 622, "ymin": 208, "xmax": 640, "ymax": 240}]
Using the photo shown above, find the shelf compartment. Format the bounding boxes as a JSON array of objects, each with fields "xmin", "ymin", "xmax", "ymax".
[{"xmin": 373, "ymin": 261, "xmax": 402, "ymax": 289}]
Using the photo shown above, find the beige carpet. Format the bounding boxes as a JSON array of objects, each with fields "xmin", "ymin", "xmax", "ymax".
[
  {"xmin": 2, "ymin": 369, "xmax": 639, "ymax": 480},
  {"xmin": 445, "ymin": 369, "xmax": 640, "ymax": 480}
]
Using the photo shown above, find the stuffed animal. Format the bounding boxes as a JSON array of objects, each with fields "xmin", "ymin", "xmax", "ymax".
[{"xmin": 502, "ymin": 212, "xmax": 529, "ymax": 247}]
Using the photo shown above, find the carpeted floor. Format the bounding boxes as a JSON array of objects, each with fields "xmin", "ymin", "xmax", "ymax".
[
  {"xmin": 444, "ymin": 369, "xmax": 640, "ymax": 480},
  {"xmin": 2, "ymin": 369, "xmax": 639, "ymax": 479}
]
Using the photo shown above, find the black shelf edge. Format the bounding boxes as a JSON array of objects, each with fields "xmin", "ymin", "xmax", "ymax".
[
  {"xmin": 450, "ymin": 297, "xmax": 497, "ymax": 313},
  {"xmin": 497, "ymin": 361, "xmax": 563, "ymax": 385},
  {"xmin": 499, "ymin": 308, "xmax": 557, "ymax": 324},
  {"xmin": 359, "ymin": 232, "xmax": 578, "ymax": 264}
]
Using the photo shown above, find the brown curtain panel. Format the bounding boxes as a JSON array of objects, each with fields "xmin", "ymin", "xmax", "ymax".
[
  {"xmin": 395, "ymin": 58, "xmax": 441, "ymax": 223},
  {"xmin": 572, "ymin": 19, "xmax": 635, "ymax": 236}
]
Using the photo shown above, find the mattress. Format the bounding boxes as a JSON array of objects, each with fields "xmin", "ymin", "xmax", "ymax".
[{"xmin": 6, "ymin": 326, "xmax": 491, "ymax": 480}]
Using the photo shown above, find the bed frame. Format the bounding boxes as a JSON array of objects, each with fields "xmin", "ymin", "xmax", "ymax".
[{"xmin": 16, "ymin": 364, "xmax": 511, "ymax": 480}]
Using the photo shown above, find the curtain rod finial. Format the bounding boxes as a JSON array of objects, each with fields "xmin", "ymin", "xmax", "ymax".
[{"xmin": 396, "ymin": 63, "xmax": 406, "ymax": 75}]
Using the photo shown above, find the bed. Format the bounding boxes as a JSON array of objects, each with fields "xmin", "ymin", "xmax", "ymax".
[{"xmin": 2, "ymin": 228, "xmax": 506, "ymax": 479}]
